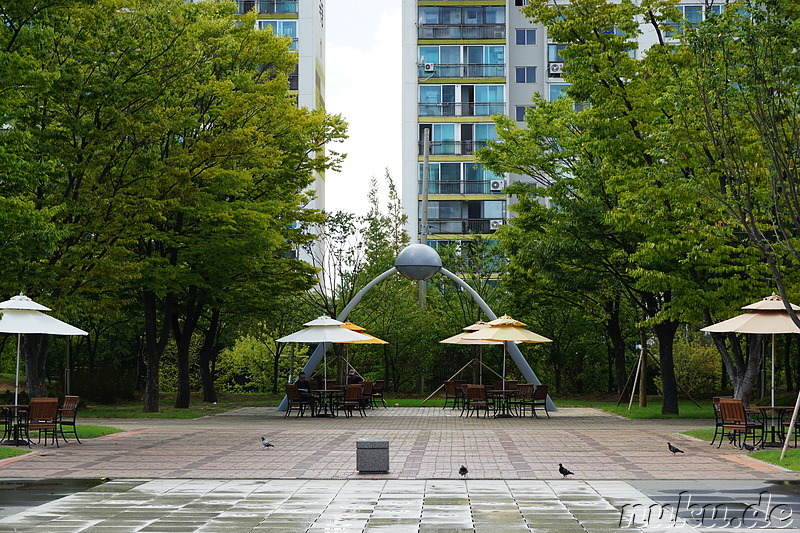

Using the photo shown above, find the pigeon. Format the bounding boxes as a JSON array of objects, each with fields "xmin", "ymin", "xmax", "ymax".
[
  {"xmin": 558, "ymin": 463, "xmax": 573, "ymax": 478},
  {"xmin": 459, "ymin": 465, "xmax": 468, "ymax": 477},
  {"xmin": 261, "ymin": 437, "xmax": 274, "ymax": 448},
  {"xmin": 668, "ymin": 442, "xmax": 684, "ymax": 455},
  {"xmin": 743, "ymin": 443, "xmax": 759, "ymax": 452}
]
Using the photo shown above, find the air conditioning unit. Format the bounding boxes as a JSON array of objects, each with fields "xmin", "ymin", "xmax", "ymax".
[
  {"xmin": 490, "ymin": 179, "xmax": 505, "ymax": 191},
  {"xmin": 423, "ymin": 63, "xmax": 436, "ymax": 73},
  {"xmin": 490, "ymin": 219, "xmax": 504, "ymax": 230},
  {"xmin": 549, "ymin": 62, "xmax": 564, "ymax": 75}
]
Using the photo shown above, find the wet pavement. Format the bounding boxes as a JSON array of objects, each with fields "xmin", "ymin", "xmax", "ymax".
[{"xmin": 0, "ymin": 406, "xmax": 798, "ymax": 531}]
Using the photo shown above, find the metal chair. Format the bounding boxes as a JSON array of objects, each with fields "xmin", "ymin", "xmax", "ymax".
[
  {"xmin": 58, "ymin": 395, "xmax": 82, "ymax": 443},
  {"xmin": 371, "ymin": 380, "xmax": 388, "ymax": 408},
  {"xmin": 508, "ymin": 383, "xmax": 534, "ymax": 417},
  {"xmin": 709, "ymin": 396, "xmax": 731, "ymax": 446},
  {"xmin": 531, "ymin": 385, "xmax": 550, "ymax": 419},
  {"xmin": 443, "ymin": 381, "xmax": 461, "ymax": 410}
]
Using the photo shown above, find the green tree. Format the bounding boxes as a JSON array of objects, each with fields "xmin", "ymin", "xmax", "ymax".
[{"xmin": 0, "ymin": 0, "xmax": 345, "ymax": 409}]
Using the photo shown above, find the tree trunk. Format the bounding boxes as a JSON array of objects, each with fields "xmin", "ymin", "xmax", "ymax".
[
  {"xmin": 198, "ymin": 308, "xmax": 220, "ymax": 404},
  {"xmin": 605, "ymin": 297, "xmax": 627, "ymax": 393},
  {"xmin": 173, "ymin": 285, "xmax": 203, "ymax": 409},
  {"xmin": 23, "ymin": 334, "xmax": 49, "ymax": 398},
  {"xmin": 709, "ymin": 331, "xmax": 763, "ymax": 407},
  {"xmin": 654, "ymin": 319, "xmax": 679, "ymax": 415},
  {"xmin": 143, "ymin": 289, "xmax": 173, "ymax": 413}
]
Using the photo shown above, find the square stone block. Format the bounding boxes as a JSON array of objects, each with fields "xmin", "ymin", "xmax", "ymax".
[{"xmin": 357, "ymin": 438, "xmax": 389, "ymax": 473}]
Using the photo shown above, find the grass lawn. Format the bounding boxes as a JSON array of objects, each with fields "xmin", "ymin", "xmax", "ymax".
[
  {"xmin": 538, "ymin": 398, "xmax": 713, "ymax": 419},
  {"xmin": 0, "ymin": 425, "xmax": 122, "ymax": 459},
  {"xmin": 82, "ymin": 393, "xmax": 282, "ymax": 419},
  {"xmin": 681, "ymin": 428, "xmax": 800, "ymax": 470}
]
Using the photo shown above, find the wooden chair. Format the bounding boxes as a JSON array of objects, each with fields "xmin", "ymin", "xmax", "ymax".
[
  {"xmin": 285, "ymin": 384, "xmax": 314, "ymax": 418},
  {"xmin": 371, "ymin": 380, "xmax": 388, "ymax": 408},
  {"xmin": 531, "ymin": 385, "xmax": 550, "ymax": 419},
  {"xmin": 462, "ymin": 385, "xmax": 490, "ymax": 418},
  {"xmin": 337, "ymin": 384, "xmax": 366, "ymax": 418},
  {"xmin": 58, "ymin": 395, "xmax": 81, "ymax": 443},
  {"xmin": 443, "ymin": 381, "xmax": 461, "ymax": 410},
  {"xmin": 22, "ymin": 398, "xmax": 59, "ymax": 448},
  {"xmin": 509, "ymin": 383, "xmax": 534, "ymax": 417},
  {"xmin": 718, "ymin": 398, "xmax": 762, "ymax": 449}
]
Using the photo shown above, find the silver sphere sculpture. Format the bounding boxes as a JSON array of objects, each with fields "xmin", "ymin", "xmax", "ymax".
[{"xmin": 395, "ymin": 244, "xmax": 442, "ymax": 281}]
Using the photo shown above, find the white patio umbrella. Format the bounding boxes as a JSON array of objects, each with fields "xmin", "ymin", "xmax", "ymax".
[
  {"xmin": 462, "ymin": 315, "xmax": 552, "ymax": 392},
  {"xmin": 0, "ymin": 294, "xmax": 88, "ymax": 405},
  {"xmin": 277, "ymin": 316, "xmax": 372, "ymax": 385},
  {"xmin": 702, "ymin": 294, "xmax": 800, "ymax": 408}
]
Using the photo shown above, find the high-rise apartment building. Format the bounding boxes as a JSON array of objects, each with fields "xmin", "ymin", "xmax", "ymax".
[
  {"xmin": 234, "ymin": 0, "xmax": 327, "ymax": 212},
  {"xmin": 402, "ymin": 0, "xmax": 541, "ymax": 250},
  {"xmin": 401, "ymin": 0, "xmax": 717, "ymax": 250}
]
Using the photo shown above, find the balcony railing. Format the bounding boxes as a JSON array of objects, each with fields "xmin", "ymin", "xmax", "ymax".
[
  {"xmin": 420, "ymin": 63, "xmax": 505, "ymax": 78},
  {"xmin": 237, "ymin": 0, "xmax": 298, "ymax": 14},
  {"xmin": 418, "ymin": 102, "xmax": 505, "ymax": 117},
  {"xmin": 417, "ymin": 140, "xmax": 491, "ymax": 156},
  {"xmin": 423, "ymin": 218, "xmax": 504, "ymax": 234},
  {"xmin": 418, "ymin": 24, "xmax": 506, "ymax": 40},
  {"xmin": 418, "ymin": 180, "xmax": 499, "ymax": 195}
]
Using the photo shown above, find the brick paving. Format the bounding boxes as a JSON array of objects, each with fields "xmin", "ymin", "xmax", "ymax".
[
  {"xmin": 0, "ymin": 406, "xmax": 793, "ymax": 481},
  {"xmin": 0, "ymin": 406, "xmax": 799, "ymax": 531}
]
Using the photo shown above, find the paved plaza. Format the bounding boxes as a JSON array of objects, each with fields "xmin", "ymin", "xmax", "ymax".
[{"xmin": 0, "ymin": 406, "xmax": 798, "ymax": 531}]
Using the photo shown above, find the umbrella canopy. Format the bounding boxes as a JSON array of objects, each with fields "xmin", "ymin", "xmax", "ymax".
[
  {"xmin": 276, "ymin": 316, "xmax": 372, "ymax": 386},
  {"xmin": 461, "ymin": 315, "xmax": 552, "ymax": 392},
  {"xmin": 0, "ymin": 294, "xmax": 88, "ymax": 405},
  {"xmin": 701, "ymin": 294, "xmax": 800, "ymax": 407},
  {"xmin": 0, "ymin": 310, "xmax": 89, "ymax": 336},
  {"xmin": 0, "ymin": 293, "xmax": 51, "ymax": 311},
  {"xmin": 440, "ymin": 332, "xmax": 502, "ymax": 345},
  {"xmin": 341, "ymin": 322, "xmax": 388, "ymax": 345},
  {"xmin": 462, "ymin": 315, "xmax": 552, "ymax": 344}
]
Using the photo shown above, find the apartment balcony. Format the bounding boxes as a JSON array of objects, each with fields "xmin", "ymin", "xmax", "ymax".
[
  {"xmin": 418, "ymin": 102, "xmax": 505, "ymax": 117},
  {"xmin": 419, "ymin": 63, "xmax": 505, "ymax": 79},
  {"xmin": 418, "ymin": 180, "xmax": 503, "ymax": 195},
  {"xmin": 417, "ymin": 140, "xmax": 491, "ymax": 156},
  {"xmin": 237, "ymin": 0, "xmax": 298, "ymax": 15},
  {"xmin": 424, "ymin": 218, "xmax": 504, "ymax": 235},
  {"xmin": 418, "ymin": 24, "xmax": 506, "ymax": 40}
]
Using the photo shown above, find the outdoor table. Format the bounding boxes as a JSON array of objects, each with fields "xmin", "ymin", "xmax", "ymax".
[
  {"xmin": 752, "ymin": 406, "xmax": 794, "ymax": 447},
  {"xmin": 488, "ymin": 390, "xmax": 517, "ymax": 419},
  {"xmin": 312, "ymin": 389, "xmax": 341, "ymax": 418},
  {"xmin": 0, "ymin": 404, "xmax": 28, "ymax": 446}
]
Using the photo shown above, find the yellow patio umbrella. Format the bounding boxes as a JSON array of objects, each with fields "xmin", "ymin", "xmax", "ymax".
[
  {"xmin": 440, "ymin": 321, "xmax": 502, "ymax": 385},
  {"xmin": 462, "ymin": 315, "xmax": 551, "ymax": 392}
]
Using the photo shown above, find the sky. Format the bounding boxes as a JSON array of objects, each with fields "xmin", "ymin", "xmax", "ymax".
[{"xmin": 324, "ymin": 0, "xmax": 402, "ymax": 217}]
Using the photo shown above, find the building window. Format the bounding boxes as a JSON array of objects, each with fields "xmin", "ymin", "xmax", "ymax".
[
  {"xmin": 515, "ymin": 29, "xmax": 536, "ymax": 45},
  {"xmin": 515, "ymin": 105, "xmax": 535, "ymax": 122},
  {"xmin": 515, "ymin": 66, "xmax": 536, "ymax": 83},
  {"xmin": 515, "ymin": 0, "xmax": 529, "ymax": 5},
  {"xmin": 258, "ymin": 20, "xmax": 298, "ymax": 50},
  {"xmin": 549, "ymin": 84, "xmax": 569, "ymax": 102}
]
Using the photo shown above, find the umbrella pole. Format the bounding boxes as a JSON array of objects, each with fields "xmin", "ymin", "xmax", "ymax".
[
  {"xmin": 288, "ymin": 343, "xmax": 295, "ymax": 384},
  {"xmin": 502, "ymin": 342, "xmax": 507, "ymax": 390},
  {"xmin": 14, "ymin": 334, "xmax": 20, "ymax": 406},
  {"xmin": 771, "ymin": 333, "xmax": 776, "ymax": 408}
]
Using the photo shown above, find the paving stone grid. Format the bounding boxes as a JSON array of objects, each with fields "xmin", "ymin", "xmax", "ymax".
[{"xmin": 0, "ymin": 407, "xmax": 799, "ymax": 532}]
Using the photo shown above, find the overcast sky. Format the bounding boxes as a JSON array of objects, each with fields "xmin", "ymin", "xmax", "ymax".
[{"xmin": 324, "ymin": 0, "xmax": 402, "ymax": 217}]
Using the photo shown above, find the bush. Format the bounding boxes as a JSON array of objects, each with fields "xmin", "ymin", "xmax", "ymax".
[
  {"xmin": 668, "ymin": 335, "xmax": 722, "ymax": 399},
  {"xmin": 71, "ymin": 369, "xmax": 137, "ymax": 403}
]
